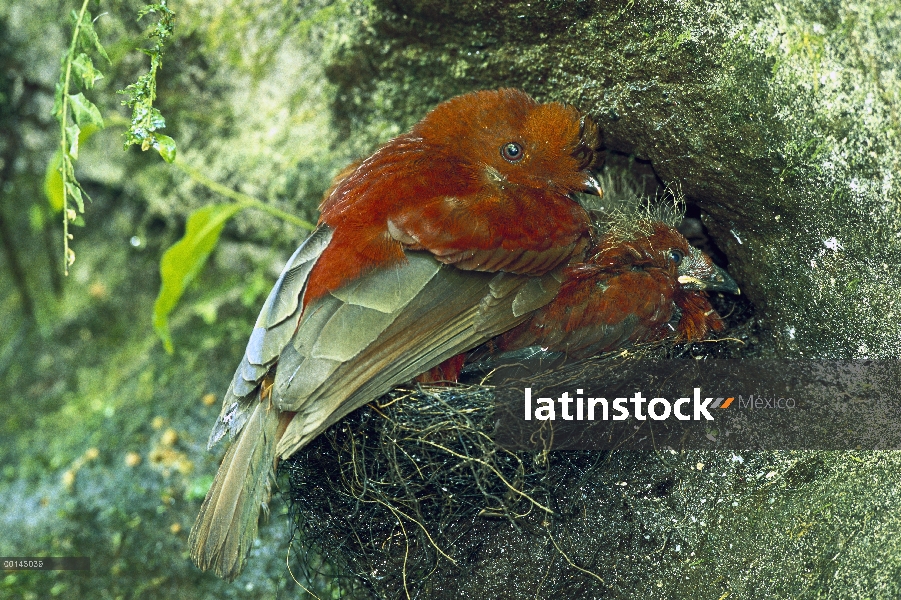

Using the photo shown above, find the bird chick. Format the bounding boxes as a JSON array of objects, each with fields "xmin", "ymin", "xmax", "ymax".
[{"xmin": 496, "ymin": 220, "xmax": 740, "ymax": 358}]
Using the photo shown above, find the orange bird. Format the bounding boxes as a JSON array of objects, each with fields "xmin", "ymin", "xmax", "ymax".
[
  {"xmin": 495, "ymin": 220, "xmax": 740, "ymax": 358},
  {"xmin": 189, "ymin": 89, "xmax": 604, "ymax": 580}
]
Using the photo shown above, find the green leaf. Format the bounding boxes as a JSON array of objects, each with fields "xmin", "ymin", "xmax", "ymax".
[
  {"xmin": 78, "ymin": 12, "xmax": 110, "ymax": 63},
  {"xmin": 45, "ymin": 125, "xmax": 99, "ymax": 212},
  {"xmin": 61, "ymin": 153, "xmax": 75, "ymax": 179},
  {"xmin": 69, "ymin": 93, "xmax": 104, "ymax": 129},
  {"xmin": 71, "ymin": 53, "xmax": 104, "ymax": 89},
  {"xmin": 44, "ymin": 151, "xmax": 64, "ymax": 212},
  {"xmin": 148, "ymin": 108, "xmax": 166, "ymax": 130},
  {"xmin": 66, "ymin": 123, "xmax": 81, "ymax": 159},
  {"xmin": 53, "ymin": 80, "xmax": 65, "ymax": 119},
  {"xmin": 65, "ymin": 181, "xmax": 84, "ymax": 212},
  {"xmin": 151, "ymin": 134, "xmax": 177, "ymax": 163},
  {"xmin": 153, "ymin": 204, "xmax": 244, "ymax": 353}
]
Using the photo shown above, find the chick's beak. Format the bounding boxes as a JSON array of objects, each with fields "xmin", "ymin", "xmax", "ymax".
[
  {"xmin": 678, "ymin": 264, "xmax": 740, "ymax": 294},
  {"xmin": 677, "ymin": 246, "xmax": 740, "ymax": 294},
  {"xmin": 582, "ymin": 174, "xmax": 602, "ymax": 196}
]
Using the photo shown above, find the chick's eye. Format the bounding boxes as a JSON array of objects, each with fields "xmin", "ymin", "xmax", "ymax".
[
  {"xmin": 669, "ymin": 249, "xmax": 684, "ymax": 265},
  {"xmin": 501, "ymin": 142, "xmax": 523, "ymax": 162}
]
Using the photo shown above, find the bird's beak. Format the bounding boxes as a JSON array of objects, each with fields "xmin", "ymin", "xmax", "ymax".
[
  {"xmin": 678, "ymin": 264, "xmax": 740, "ymax": 294},
  {"xmin": 581, "ymin": 174, "xmax": 602, "ymax": 196}
]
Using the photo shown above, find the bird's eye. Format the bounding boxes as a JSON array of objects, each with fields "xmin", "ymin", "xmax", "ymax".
[
  {"xmin": 669, "ymin": 249, "xmax": 684, "ymax": 265},
  {"xmin": 501, "ymin": 142, "xmax": 523, "ymax": 163}
]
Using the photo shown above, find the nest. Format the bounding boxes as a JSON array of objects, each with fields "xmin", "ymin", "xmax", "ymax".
[
  {"xmin": 285, "ymin": 379, "xmax": 607, "ymax": 598},
  {"xmin": 281, "ymin": 169, "xmax": 755, "ymax": 598},
  {"xmin": 282, "ymin": 321, "xmax": 751, "ymax": 598}
]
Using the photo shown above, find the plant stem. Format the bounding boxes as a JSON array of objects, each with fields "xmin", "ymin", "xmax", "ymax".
[
  {"xmin": 172, "ymin": 158, "xmax": 316, "ymax": 231},
  {"xmin": 60, "ymin": 0, "xmax": 93, "ymax": 275}
]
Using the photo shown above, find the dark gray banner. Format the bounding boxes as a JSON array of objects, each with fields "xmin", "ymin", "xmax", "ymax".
[
  {"xmin": 490, "ymin": 359, "xmax": 901, "ymax": 450},
  {"xmin": 1, "ymin": 557, "xmax": 90, "ymax": 571}
]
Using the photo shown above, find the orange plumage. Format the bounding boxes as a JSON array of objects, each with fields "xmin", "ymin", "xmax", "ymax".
[
  {"xmin": 497, "ymin": 221, "xmax": 739, "ymax": 358},
  {"xmin": 305, "ymin": 89, "xmax": 599, "ymax": 306},
  {"xmin": 190, "ymin": 88, "xmax": 604, "ymax": 581}
]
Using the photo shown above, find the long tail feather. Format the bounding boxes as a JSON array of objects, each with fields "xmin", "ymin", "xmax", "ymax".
[{"xmin": 188, "ymin": 400, "xmax": 280, "ymax": 581}]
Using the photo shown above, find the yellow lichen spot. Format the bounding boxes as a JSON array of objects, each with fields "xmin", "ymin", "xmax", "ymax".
[
  {"xmin": 151, "ymin": 416, "xmax": 166, "ymax": 430},
  {"xmin": 88, "ymin": 281, "xmax": 108, "ymax": 299},
  {"xmin": 84, "ymin": 447, "xmax": 100, "ymax": 461},
  {"xmin": 124, "ymin": 452, "xmax": 142, "ymax": 467},
  {"xmin": 160, "ymin": 428, "xmax": 178, "ymax": 446},
  {"xmin": 149, "ymin": 447, "xmax": 172, "ymax": 466},
  {"xmin": 202, "ymin": 393, "xmax": 217, "ymax": 406},
  {"xmin": 170, "ymin": 522, "xmax": 182, "ymax": 534},
  {"xmin": 62, "ymin": 470, "xmax": 76, "ymax": 489}
]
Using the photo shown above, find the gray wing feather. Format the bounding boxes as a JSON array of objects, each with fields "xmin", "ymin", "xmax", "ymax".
[
  {"xmin": 511, "ymin": 269, "xmax": 564, "ymax": 318},
  {"xmin": 569, "ymin": 314, "xmax": 641, "ymax": 357},
  {"xmin": 311, "ymin": 305, "xmax": 398, "ymax": 361},
  {"xmin": 274, "ymin": 256, "xmax": 564, "ymax": 457},
  {"xmin": 246, "ymin": 226, "xmax": 334, "ymax": 367},
  {"xmin": 255, "ymin": 226, "xmax": 334, "ymax": 329},
  {"xmin": 208, "ymin": 225, "xmax": 333, "ymax": 449},
  {"xmin": 330, "ymin": 251, "xmax": 439, "ymax": 312},
  {"xmin": 308, "ymin": 254, "xmax": 438, "ymax": 361},
  {"xmin": 273, "ymin": 253, "xmax": 442, "ymax": 405}
]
